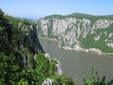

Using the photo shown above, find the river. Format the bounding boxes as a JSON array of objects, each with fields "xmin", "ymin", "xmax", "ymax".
[{"xmin": 39, "ymin": 39, "xmax": 113, "ymax": 84}]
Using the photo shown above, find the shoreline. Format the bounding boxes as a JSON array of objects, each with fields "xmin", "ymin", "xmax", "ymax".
[
  {"xmin": 39, "ymin": 37, "xmax": 58, "ymax": 43},
  {"xmin": 39, "ymin": 37, "xmax": 113, "ymax": 57}
]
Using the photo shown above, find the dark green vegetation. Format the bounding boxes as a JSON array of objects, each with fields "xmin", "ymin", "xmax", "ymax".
[
  {"xmin": 80, "ymin": 23, "xmax": 113, "ymax": 53},
  {"xmin": 84, "ymin": 68, "xmax": 113, "ymax": 85},
  {"xmin": 44, "ymin": 13, "xmax": 113, "ymax": 24},
  {"xmin": 0, "ymin": 9, "xmax": 75, "ymax": 85}
]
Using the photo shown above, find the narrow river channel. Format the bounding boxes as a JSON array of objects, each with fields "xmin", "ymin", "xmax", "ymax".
[{"xmin": 39, "ymin": 39, "xmax": 113, "ymax": 84}]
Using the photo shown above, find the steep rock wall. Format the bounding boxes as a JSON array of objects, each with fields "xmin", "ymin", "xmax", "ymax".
[{"xmin": 37, "ymin": 17, "xmax": 113, "ymax": 53}]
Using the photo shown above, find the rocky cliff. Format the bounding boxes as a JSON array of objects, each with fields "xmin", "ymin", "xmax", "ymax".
[
  {"xmin": 36, "ymin": 14, "xmax": 113, "ymax": 54},
  {"xmin": 0, "ymin": 11, "xmax": 68, "ymax": 84}
]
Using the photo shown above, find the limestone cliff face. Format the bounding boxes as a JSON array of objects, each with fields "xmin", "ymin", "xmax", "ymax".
[
  {"xmin": 13, "ymin": 23, "xmax": 44, "ymax": 70},
  {"xmin": 18, "ymin": 23, "xmax": 44, "ymax": 54},
  {"xmin": 17, "ymin": 23, "xmax": 63, "ymax": 73},
  {"xmin": 37, "ymin": 15, "xmax": 113, "ymax": 53}
]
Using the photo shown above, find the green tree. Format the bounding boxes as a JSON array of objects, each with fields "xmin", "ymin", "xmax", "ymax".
[
  {"xmin": 18, "ymin": 79, "xmax": 29, "ymax": 85},
  {"xmin": 0, "ymin": 53, "xmax": 20, "ymax": 84},
  {"xmin": 49, "ymin": 74, "xmax": 76, "ymax": 85},
  {"xmin": 0, "ymin": 9, "xmax": 4, "ymax": 17},
  {"xmin": 84, "ymin": 68, "xmax": 113, "ymax": 85}
]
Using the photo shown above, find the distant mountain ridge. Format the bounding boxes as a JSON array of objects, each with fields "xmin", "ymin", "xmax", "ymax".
[
  {"xmin": 68, "ymin": 12, "xmax": 93, "ymax": 16},
  {"xmin": 44, "ymin": 13, "xmax": 113, "ymax": 23},
  {"xmin": 16, "ymin": 17, "xmax": 37, "ymax": 23},
  {"xmin": 68, "ymin": 12, "xmax": 113, "ymax": 16}
]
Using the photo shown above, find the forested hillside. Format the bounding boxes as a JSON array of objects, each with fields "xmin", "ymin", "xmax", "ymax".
[{"xmin": 0, "ymin": 9, "xmax": 75, "ymax": 85}]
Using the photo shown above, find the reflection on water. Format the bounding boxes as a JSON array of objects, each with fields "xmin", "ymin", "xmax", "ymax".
[{"xmin": 39, "ymin": 39, "xmax": 113, "ymax": 84}]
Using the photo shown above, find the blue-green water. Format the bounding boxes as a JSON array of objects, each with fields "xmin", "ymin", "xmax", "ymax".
[{"xmin": 39, "ymin": 39, "xmax": 113, "ymax": 84}]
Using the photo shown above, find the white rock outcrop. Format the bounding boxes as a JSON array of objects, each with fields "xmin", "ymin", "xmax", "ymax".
[
  {"xmin": 41, "ymin": 79, "xmax": 53, "ymax": 85},
  {"xmin": 41, "ymin": 54, "xmax": 63, "ymax": 85},
  {"xmin": 54, "ymin": 58, "xmax": 63, "ymax": 75},
  {"xmin": 44, "ymin": 53, "xmax": 63, "ymax": 75}
]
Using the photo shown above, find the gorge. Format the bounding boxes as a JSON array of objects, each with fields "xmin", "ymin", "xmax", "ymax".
[{"xmin": 0, "ymin": 9, "xmax": 113, "ymax": 85}]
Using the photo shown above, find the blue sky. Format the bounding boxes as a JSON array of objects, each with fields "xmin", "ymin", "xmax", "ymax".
[{"xmin": 0, "ymin": 0, "xmax": 113, "ymax": 19}]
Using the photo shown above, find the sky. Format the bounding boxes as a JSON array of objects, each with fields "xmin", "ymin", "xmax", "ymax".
[{"xmin": 0, "ymin": 0, "xmax": 113, "ymax": 19}]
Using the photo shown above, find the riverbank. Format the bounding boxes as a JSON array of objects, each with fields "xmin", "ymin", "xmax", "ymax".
[
  {"xmin": 39, "ymin": 37, "xmax": 58, "ymax": 42},
  {"xmin": 39, "ymin": 37, "xmax": 113, "ymax": 57}
]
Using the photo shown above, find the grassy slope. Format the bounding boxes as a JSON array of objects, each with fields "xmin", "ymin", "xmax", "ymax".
[{"xmin": 80, "ymin": 23, "xmax": 113, "ymax": 53}]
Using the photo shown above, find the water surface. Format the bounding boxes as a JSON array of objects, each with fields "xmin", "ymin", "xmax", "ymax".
[{"xmin": 39, "ymin": 39, "xmax": 113, "ymax": 84}]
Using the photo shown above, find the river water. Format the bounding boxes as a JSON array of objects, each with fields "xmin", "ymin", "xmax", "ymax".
[{"xmin": 39, "ymin": 39, "xmax": 113, "ymax": 84}]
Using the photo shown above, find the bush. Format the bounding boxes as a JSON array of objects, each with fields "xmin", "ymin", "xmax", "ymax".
[{"xmin": 84, "ymin": 67, "xmax": 113, "ymax": 85}]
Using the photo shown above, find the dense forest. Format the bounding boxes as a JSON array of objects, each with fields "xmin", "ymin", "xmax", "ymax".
[{"xmin": 0, "ymin": 9, "xmax": 113, "ymax": 85}]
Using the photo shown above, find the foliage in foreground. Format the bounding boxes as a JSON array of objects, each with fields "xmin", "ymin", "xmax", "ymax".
[
  {"xmin": 84, "ymin": 68, "xmax": 113, "ymax": 85},
  {"xmin": 0, "ymin": 9, "xmax": 75, "ymax": 85},
  {"xmin": 0, "ymin": 52, "xmax": 75, "ymax": 85},
  {"xmin": 48, "ymin": 74, "xmax": 76, "ymax": 85}
]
